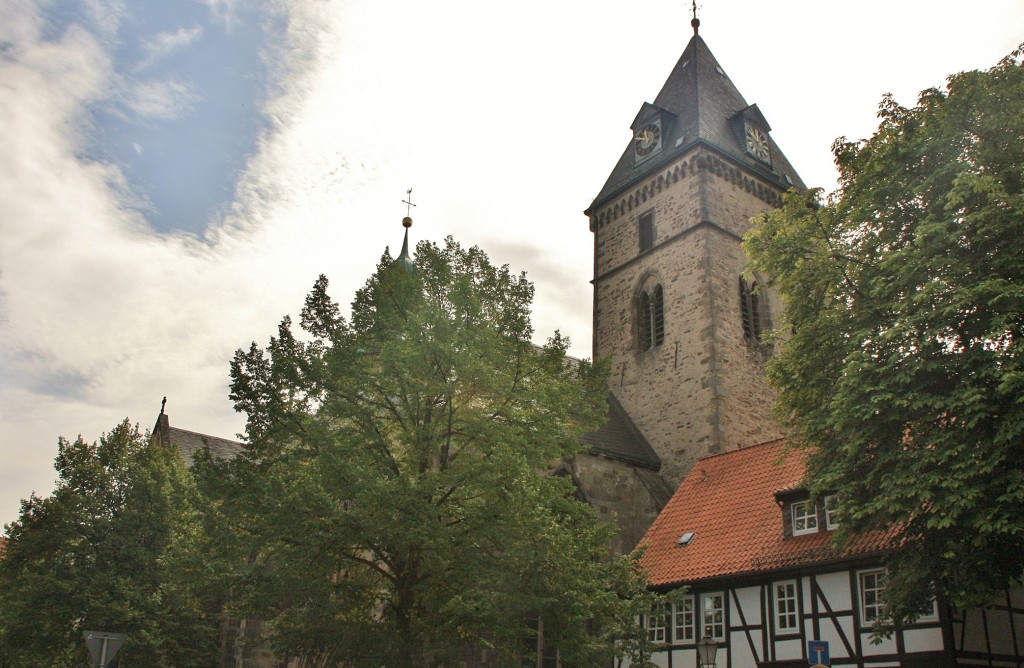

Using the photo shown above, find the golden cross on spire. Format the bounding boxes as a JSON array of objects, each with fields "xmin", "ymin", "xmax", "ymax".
[
  {"xmin": 402, "ymin": 188, "xmax": 416, "ymax": 228},
  {"xmin": 402, "ymin": 188, "xmax": 416, "ymax": 217}
]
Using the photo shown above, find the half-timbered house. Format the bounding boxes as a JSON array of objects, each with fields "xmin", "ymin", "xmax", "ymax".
[{"xmin": 628, "ymin": 439, "xmax": 1024, "ymax": 668}]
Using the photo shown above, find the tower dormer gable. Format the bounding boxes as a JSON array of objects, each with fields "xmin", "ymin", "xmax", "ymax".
[
  {"xmin": 630, "ymin": 103, "xmax": 675, "ymax": 166},
  {"xmin": 730, "ymin": 104, "xmax": 775, "ymax": 167}
]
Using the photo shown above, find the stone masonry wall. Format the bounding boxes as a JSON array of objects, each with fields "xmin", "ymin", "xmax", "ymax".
[
  {"xmin": 590, "ymin": 145, "xmax": 788, "ymax": 489},
  {"xmin": 572, "ymin": 453, "xmax": 672, "ymax": 556}
]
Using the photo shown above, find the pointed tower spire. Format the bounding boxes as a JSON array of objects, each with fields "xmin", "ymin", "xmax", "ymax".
[
  {"xmin": 583, "ymin": 18, "xmax": 801, "ymax": 487},
  {"xmin": 396, "ymin": 188, "xmax": 415, "ymax": 271}
]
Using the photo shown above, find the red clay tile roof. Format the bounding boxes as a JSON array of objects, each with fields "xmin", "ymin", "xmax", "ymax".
[{"xmin": 637, "ymin": 439, "xmax": 900, "ymax": 588}]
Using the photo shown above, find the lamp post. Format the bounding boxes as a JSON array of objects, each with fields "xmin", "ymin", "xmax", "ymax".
[{"xmin": 696, "ymin": 628, "xmax": 718, "ymax": 668}]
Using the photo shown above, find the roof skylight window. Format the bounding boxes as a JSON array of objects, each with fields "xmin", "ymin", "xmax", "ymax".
[{"xmin": 676, "ymin": 531, "xmax": 695, "ymax": 547}]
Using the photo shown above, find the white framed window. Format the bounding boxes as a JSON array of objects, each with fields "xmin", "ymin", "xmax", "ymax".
[
  {"xmin": 645, "ymin": 609, "xmax": 666, "ymax": 642},
  {"xmin": 859, "ymin": 570, "xmax": 887, "ymax": 624},
  {"xmin": 912, "ymin": 599, "xmax": 940, "ymax": 624},
  {"xmin": 701, "ymin": 592, "xmax": 725, "ymax": 641},
  {"xmin": 774, "ymin": 580, "xmax": 798, "ymax": 632},
  {"xmin": 792, "ymin": 500, "xmax": 818, "ymax": 535},
  {"xmin": 824, "ymin": 495, "xmax": 839, "ymax": 530},
  {"xmin": 673, "ymin": 595, "xmax": 696, "ymax": 643}
]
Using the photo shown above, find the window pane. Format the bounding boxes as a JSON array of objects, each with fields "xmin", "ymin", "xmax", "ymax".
[
  {"xmin": 646, "ymin": 609, "xmax": 666, "ymax": 642},
  {"xmin": 674, "ymin": 596, "xmax": 695, "ymax": 642},
  {"xmin": 860, "ymin": 571, "xmax": 886, "ymax": 623},
  {"xmin": 775, "ymin": 581, "xmax": 797, "ymax": 631},
  {"xmin": 702, "ymin": 593, "xmax": 725, "ymax": 640},
  {"xmin": 792, "ymin": 500, "xmax": 818, "ymax": 535},
  {"xmin": 824, "ymin": 495, "xmax": 838, "ymax": 530}
]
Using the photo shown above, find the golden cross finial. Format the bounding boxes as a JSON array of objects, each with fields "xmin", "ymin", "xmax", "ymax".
[
  {"xmin": 402, "ymin": 188, "xmax": 416, "ymax": 217},
  {"xmin": 401, "ymin": 188, "xmax": 416, "ymax": 228}
]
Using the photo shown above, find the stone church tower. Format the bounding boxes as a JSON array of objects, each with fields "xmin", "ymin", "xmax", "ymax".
[{"xmin": 583, "ymin": 19, "xmax": 804, "ymax": 493}]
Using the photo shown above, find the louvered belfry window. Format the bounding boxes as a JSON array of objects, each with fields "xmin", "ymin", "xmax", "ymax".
[
  {"xmin": 740, "ymin": 277, "xmax": 762, "ymax": 342},
  {"xmin": 638, "ymin": 292, "xmax": 652, "ymax": 351},
  {"xmin": 652, "ymin": 285, "xmax": 665, "ymax": 346},
  {"xmin": 638, "ymin": 284, "xmax": 665, "ymax": 351}
]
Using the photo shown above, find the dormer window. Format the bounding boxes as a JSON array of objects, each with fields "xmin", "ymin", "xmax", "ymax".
[
  {"xmin": 824, "ymin": 495, "xmax": 839, "ymax": 530},
  {"xmin": 791, "ymin": 500, "xmax": 818, "ymax": 536},
  {"xmin": 783, "ymin": 494, "xmax": 839, "ymax": 537}
]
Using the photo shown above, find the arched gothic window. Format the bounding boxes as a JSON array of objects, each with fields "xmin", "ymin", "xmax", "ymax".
[
  {"xmin": 638, "ymin": 283, "xmax": 665, "ymax": 351},
  {"xmin": 739, "ymin": 277, "xmax": 763, "ymax": 342}
]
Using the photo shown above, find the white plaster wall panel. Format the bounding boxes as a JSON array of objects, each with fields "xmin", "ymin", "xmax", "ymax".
[
  {"xmin": 902, "ymin": 627, "xmax": 944, "ymax": 654},
  {"xmin": 734, "ymin": 585, "xmax": 763, "ymax": 626}
]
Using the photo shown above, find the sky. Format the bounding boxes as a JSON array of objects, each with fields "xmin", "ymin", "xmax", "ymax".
[{"xmin": 1, "ymin": 0, "xmax": 1021, "ymax": 528}]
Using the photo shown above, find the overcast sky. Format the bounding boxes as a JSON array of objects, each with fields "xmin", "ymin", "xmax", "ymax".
[{"xmin": 2, "ymin": 0, "xmax": 1021, "ymax": 528}]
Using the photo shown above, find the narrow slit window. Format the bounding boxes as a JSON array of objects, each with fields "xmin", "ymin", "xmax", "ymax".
[{"xmin": 639, "ymin": 211, "xmax": 655, "ymax": 253}]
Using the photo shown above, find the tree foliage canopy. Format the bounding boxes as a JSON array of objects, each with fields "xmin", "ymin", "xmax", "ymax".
[
  {"xmin": 746, "ymin": 47, "xmax": 1024, "ymax": 623},
  {"xmin": 200, "ymin": 237, "xmax": 662, "ymax": 666},
  {"xmin": 0, "ymin": 420, "xmax": 218, "ymax": 667}
]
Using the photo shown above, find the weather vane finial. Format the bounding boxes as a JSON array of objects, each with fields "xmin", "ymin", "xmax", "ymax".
[
  {"xmin": 402, "ymin": 188, "xmax": 416, "ymax": 228},
  {"xmin": 691, "ymin": 0, "xmax": 700, "ymax": 35}
]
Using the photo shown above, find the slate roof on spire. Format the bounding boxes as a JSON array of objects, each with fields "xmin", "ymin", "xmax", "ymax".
[{"xmin": 589, "ymin": 33, "xmax": 805, "ymax": 211}]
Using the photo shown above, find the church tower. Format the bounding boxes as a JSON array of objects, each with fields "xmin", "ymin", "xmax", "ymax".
[{"xmin": 584, "ymin": 18, "xmax": 804, "ymax": 488}]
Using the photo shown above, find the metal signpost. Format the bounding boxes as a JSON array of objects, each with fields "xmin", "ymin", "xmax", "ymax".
[{"xmin": 83, "ymin": 630, "xmax": 128, "ymax": 668}]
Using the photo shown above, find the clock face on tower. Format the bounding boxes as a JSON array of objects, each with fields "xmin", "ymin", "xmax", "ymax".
[
  {"xmin": 744, "ymin": 124, "xmax": 770, "ymax": 162},
  {"xmin": 634, "ymin": 122, "xmax": 662, "ymax": 159}
]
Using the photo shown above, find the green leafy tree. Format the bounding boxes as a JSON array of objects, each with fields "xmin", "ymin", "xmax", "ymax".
[
  {"xmin": 745, "ymin": 47, "xmax": 1024, "ymax": 625},
  {"xmin": 198, "ymin": 236, "xmax": 662, "ymax": 666},
  {"xmin": 0, "ymin": 420, "xmax": 219, "ymax": 667}
]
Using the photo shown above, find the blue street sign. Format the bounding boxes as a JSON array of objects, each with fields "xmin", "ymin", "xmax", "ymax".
[{"xmin": 808, "ymin": 639, "xmax": 829, "ymax": 667}]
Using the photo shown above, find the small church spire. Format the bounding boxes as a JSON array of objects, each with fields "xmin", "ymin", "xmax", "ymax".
[
  {"xmin": 691, "ymin": 0, "xmax": 700, "ymax": 35},
  {"xmin": 396, "ymin": 188, "xmax": 415, "ymax": 271}
]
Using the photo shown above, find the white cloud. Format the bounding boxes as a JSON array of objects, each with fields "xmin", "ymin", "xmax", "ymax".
[
  {"xmin": 135, "ymin": 25, "xmax": 203, "ymax": 71},
  {"xmin": 123, "ymin": 77, "xmax": 198, "ymax": 119},
  {"xmin": 0, "ymin": 0, "xmax": 344, "ymax": 523}
]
